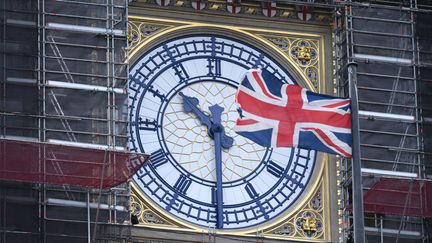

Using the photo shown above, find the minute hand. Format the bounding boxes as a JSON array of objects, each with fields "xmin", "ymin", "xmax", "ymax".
[{"xmin": 209, "ymin": 104, "xmax": 224, "ymax": 229}]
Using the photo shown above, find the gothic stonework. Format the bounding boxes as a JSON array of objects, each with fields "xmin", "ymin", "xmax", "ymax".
[
  {"xmin": 260, "ymin": 35, "xmax": 321, "ymax": 90},
  {"xmin": 130, "ymin": 189, "xmax": 179, "ymax": 227},
  {"xmin": 128, "ymin": 15, "xmax": 332, "ymax": 241},
  {"xmin": 290, "ymin": 40, "xmax": 318, "ymax": 67},
  {"xmin": 264, "ymin": 180, "xmax": 325, "ymax": 241},
  {"xmin": 127, "ymin": 18, "xmax": 324, "ymax": 91},
  {"xmin": 296, "ymin": 211, "xmax": 323, "ymax": 238},
  {"xmin": 273, "ymin": 223, "xmax": 296, "ymax": 237},
  {"xmin": 128, "ymin": 21, "xmax": 173, "ymax": 53},
  {"xmin": 129, "ymin": 0, "xmax": 332, "ymax": 22}
]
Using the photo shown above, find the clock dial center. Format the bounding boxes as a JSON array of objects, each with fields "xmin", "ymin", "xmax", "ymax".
[{"xmin": 162, "ymin": 81, "xmax": 267, "ymax": 182}]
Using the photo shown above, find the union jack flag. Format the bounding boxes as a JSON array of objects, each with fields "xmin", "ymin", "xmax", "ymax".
[{"xmin": 234, "ymin": 69, "xmax": 352, "ymax": 158}]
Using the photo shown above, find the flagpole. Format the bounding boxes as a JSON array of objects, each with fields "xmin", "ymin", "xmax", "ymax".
[{"xmin": 348, "ymin": 62, "xmax": 365, "ymax": 243}]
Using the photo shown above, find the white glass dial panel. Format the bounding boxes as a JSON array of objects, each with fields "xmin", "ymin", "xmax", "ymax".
[
  {"xmin": 129, "ymin": 35, "xmax": 316, "ymax": 229},
  {"xmin": 163, "ymin": 81, "xmax": 266, "ymax": 182}
]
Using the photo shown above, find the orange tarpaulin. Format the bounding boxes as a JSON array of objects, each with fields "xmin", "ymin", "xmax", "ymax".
[{"xmin": 0, "ymin": 139, "xmax": 147, "ymax": 189}]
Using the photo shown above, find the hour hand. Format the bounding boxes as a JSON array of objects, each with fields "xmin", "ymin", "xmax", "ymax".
[
  {"xmin": 209, "ymin": 105, "xmax": 234, "ymax": 149},
  {"xmin": 179, "ymin": 92, "xmax": 212, "ymax": 129}
]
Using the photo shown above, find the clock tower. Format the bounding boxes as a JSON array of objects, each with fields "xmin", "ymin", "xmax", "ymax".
[{"xmin": 127, "ymin": 1, "xmax": 337, "ymax": 241}]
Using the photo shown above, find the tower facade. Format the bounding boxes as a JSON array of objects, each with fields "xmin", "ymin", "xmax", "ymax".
[{"xmin": 128, "ymin": 1, "xmax": 338, "ymax": 242}]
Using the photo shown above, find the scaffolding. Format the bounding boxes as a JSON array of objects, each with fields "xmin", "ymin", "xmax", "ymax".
[
  {"xmin": 0, "ymin": 0, "xmax": 133, "ymax": 242},
  {"xmin": 334, "ymin": 0, "xmax": 432, "ymax": 242}
]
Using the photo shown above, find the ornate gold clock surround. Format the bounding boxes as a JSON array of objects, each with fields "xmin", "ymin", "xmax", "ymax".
[{"xmin": 128, "ymin": 13, "xmax": 337, "ymax": 242}]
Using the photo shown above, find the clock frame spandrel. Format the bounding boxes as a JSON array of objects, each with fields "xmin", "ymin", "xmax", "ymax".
[{"xmin": 128, "ymin": 19, "xmax": 334, "ymax": 241}]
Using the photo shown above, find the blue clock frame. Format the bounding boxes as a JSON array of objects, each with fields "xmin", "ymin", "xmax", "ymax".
[{"xmin": 129, "ymin": 34, "xmax": 316, "ymax": 229}]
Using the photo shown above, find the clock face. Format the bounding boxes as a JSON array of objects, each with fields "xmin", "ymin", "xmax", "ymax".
[{"xmin": 129, "ymin": 35, "xmax": 316, "ymax": 229}]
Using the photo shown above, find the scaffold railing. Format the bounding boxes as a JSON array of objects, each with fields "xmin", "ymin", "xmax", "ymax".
[
  {"xmin": 0, "ymin": 0, "xmax": 133, "ymax": 242},
  {"xmin": 334, "ymin": 0, "xmax": 432, "ymax": 242}
]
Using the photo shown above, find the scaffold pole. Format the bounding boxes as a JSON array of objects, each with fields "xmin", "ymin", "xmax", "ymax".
[{"xmin": 348, "ymin": 62, "xmax": 365, "ymax": 243}]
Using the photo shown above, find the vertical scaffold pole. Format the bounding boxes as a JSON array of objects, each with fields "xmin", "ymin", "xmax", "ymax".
[
  {"xmin": 87, "ymin": 190, "xmax": 91, "ymax": 243},
  {"xmin": 348, "ymin": 62, "xmax": 365, "ymax": 243}
]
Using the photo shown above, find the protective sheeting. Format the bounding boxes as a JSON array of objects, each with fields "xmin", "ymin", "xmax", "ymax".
[
  {"xmin": 417, "ymin": 12, "xmax": 432, "ymax": 177},
  {"xmin": 352, "ymin": 7, "xmax": 415, "ymax": 115},
  {"xmin": 0, "ymin": 0, "xmax": 132, "ymax": 242},
  {"xmin": 346, "ymin": 6, "xmax": 420, "ymax": 173},
  {"xmin": 1, "ymin": 0, "xmax": 129, "ymax": 146},
  {"xmin": 0, "ymin": 0, "xmax": 39, "ymax": 139},
  {"xmin": 0, "ymin": 139, "xmax": 147, "ymax": 188},
  {"xmin": 363, "ymin": 178, "xmax": 432, "ymax": 218}
]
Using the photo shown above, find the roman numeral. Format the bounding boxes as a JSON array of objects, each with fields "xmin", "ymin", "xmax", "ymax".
[
  {"xmin": 244, "ymin": 182, "xmax": 269, "ymax": 218},
  {"xmin": 211, "ymin": 187, "xmax": 215, "ymax": 204},
  {"xmin": 147, "ymin": 84, "xmax": 166, "ymax": 102},
  {"xmin": 149, "ymin": 149, "xmax": 168, "ymax": 168},
  {"xmin": 138, "ymin": 117, "xmax": 158, "ymax": 131},
  {"xmin": 288, "ymin": 175, "xmax": 304, "ymax": 189},
  {"xmin": 207, "ymin": 36, "xmax": 221, "ymax": 56},
  {"xmin": 245, "ymin": 182, "xmax": 259, "ymax": 199},
  {"xmin": 267, "ymin": 160, "xmax": 284, "ymax": 178},
  {"xmin": 173, "ymin": 175, "xmax": 192, "ymax": 195},
  {"xmin": 207, "ymin": 58, "xmax": 221, "ymax": 77},
  {"xmin": 161, "ymin": 44, "xmax": 189, "ymax": 83},
  {"xmin": 173, "ymin": 63, "xmax": 189, "ymax": 83},
  {"xmin": 252, "ymin": 53, "xmax": 264, "ymax": 68}
]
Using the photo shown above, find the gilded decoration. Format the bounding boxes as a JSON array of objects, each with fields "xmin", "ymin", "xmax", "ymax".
[
  {"xmin": 128, "ymin": 16, "xmax": 330, "ymax": 241},
  {"xmin": 127, "ymin": 21, "xmax": 322, "ymax": 91},
  {"xmin": 265, "ymin": 180, "xmax": 325, "ymax": 240},
  {"xmin": 130, "ymin": 190, "xmax": 178, "ymax": 227},
  {"xmin": 261, "ymin": 35, "xmax": 320, "ymax": 90},
  {"xmin": 130, "ymin": 174, "xmax": 327, "ymax": 241},
  {"xmin": 128, "ymin": 21, "xmax": 172, "ymax": 53}
]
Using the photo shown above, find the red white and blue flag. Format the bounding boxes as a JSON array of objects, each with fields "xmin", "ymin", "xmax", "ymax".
[{"xmin": 234, "ymin": 69, "xmax": 352, "ymax": 158}]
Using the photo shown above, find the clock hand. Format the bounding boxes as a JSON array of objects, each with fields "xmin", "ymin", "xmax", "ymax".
[
  {"xmin": 221, "ymin": 131, "xmax": 234, "ymax": 149},
  {"xmin": 209, "ymin": 104, "xmax": 224, "ymax": 229},
  {"xmin": 180, "ymin": 92, "xmax": 234, "ymax": 149},
  {"xmin": 179, "ymin": 92, "xmax": 212, "ymax": 130}
]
